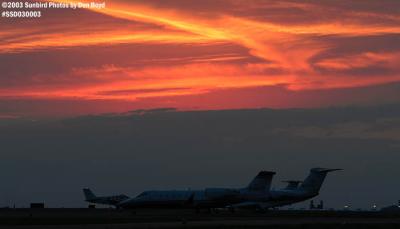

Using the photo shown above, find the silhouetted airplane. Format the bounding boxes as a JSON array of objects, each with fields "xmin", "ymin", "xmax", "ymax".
[
  {"xmin": 117, "ymin": 168, "xmax": 341, "ymax": 211},
  {"xmin": 83, "ymin": 188, "xmax": 129, "ymax": 206}
]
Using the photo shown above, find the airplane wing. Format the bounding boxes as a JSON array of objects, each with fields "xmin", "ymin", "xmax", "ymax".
[{"xmin": 230, "ymin": 201, "xmax": 272, "ymax": 209}]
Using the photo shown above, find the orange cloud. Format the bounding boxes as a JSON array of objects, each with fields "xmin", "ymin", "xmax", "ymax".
[
  {"xmin": 1, "ymin": 0, "xmax": 400, "ymax": 116},
  {"xmin": 0, "ymin": 62, "xmax": 291, "ymax": 100}
]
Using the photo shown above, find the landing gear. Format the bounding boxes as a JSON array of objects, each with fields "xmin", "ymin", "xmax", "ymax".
[
  {"xmin": 129, "ymin": 209, "xmax": 137, "ymax": 215},
  {"xmin": 255, "ymin": 207, "xmax": 268, "ymax": 214},
  {"xmin": 194, "ymin": 207, "xmax": 212, "ymax": 214}
]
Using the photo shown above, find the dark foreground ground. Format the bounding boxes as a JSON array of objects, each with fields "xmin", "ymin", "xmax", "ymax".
[{"xmin": 0, "ymin": 208, "xmax": 399, "ymax": 229}]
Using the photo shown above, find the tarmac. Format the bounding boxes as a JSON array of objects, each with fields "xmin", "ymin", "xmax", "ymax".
[{"xmin": 0, "ymin": 208, "xmax": 399, "ymax": 228}]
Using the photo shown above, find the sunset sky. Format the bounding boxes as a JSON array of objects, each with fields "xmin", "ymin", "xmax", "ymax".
[
  {"xmin": 1, "ymin": 0, "xmax": 400, "ymax": 117},
  {"xmin": 1, "ymin": 1, "xmax": 400, "ymax": 208}
]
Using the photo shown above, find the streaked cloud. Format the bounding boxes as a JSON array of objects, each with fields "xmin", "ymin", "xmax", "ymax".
[
  {"xmin": 0, "ymin": 0, "xmax": 399, "ymax": 116},
  {"xmin": 274, "ymin": 118, "xmax": 400, "ymax": 141}
]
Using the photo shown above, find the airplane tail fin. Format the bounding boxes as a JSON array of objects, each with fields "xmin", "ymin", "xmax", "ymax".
[
  {"xmin": 247, "ymin": 171, "xmax": 276, "ymax": 192},
  {"xmin": 299, "ymin": 168, "xmax": 341, "ymax": 194},
  {"xmin": 83, "ymin": 188, "xmax": 96, "ymax": 200}
]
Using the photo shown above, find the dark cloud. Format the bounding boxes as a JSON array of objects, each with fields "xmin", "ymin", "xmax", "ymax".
[
  {"xmin": 307, "ymin": 34, "xmax": 400, "ymax": 77},
  {"xmin": 128, "ymin": 0, "xmax": 400, "ymax": 26},
  {"xmin": 126, "ymin": 0, "xmax": 237, "ymax": 17},
  {"xmin": 0, "ymin": 104, "xmax": 399, "ymax": 207},
  {"xmin": 314, "ymin": 65, "xmax": 397, "ymax": 77},
  {"xmin": 298, "ymin": 0, "xmax": 400, "ymax": 17},
  {"xmin": 309, "ymin": 34, "xmax": 400, "ymax": 61}
]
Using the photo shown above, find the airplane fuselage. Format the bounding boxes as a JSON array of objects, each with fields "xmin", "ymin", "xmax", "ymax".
[
  {"xmin": 119, "ymin": 189, "xmax": 239, "ymax": 209},
  {"xmin": 118, "ymin": 188, "xmax": 317, "ymax": 209},
  {"xmin": 86, "ymin": 195, "xmax": 129, "ymax": 206}
]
